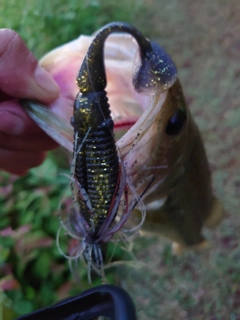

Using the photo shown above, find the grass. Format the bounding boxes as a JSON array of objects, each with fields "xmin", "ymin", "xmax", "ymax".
[
  {"xmin": 0, "ymin": 0, "xmax": 144, "ymax": 58},
  {"xmin": 0, "ymin": 0, "xmax": 240, "ymax": 319}
]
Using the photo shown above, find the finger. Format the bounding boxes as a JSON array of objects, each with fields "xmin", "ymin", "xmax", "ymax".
[
  {"xmin": 0, "ymin": 131, "xmax": 58, "ymax": 152},
  {"xmin": 0, "ymin": 149, "xmax": 46, "ymax": 175},
  {"xmin": 0, "ymin": 100, "xmax": 56, "ymax": 137},
  {"xmin": 0, "ymin": 29, "xmax": 59, "ymax": 103}
]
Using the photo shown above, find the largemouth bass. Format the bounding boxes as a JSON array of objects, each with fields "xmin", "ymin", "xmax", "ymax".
[{"xmin": 22, "ymin": 23, "xmax": 223, "ymax": 255}]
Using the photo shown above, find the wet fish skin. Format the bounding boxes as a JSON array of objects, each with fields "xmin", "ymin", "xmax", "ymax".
[{"xmin": 128, "ymin": 79, "xmax": 223, "ymax": 252}]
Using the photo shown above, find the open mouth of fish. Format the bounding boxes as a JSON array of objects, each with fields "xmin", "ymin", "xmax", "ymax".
[{"xmin": 21, "ymin": 29, "xmax": 223, "ymax": 249}]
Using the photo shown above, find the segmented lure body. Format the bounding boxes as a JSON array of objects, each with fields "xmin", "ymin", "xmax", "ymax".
[{"xmin": 72, "ymin": 91, "xmax": 119, "ymax": 233}]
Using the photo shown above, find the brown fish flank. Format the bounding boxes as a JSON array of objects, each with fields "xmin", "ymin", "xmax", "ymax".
[{"xmin": 122, "ymin": 78, "xmax": 223, "ymax": 252}]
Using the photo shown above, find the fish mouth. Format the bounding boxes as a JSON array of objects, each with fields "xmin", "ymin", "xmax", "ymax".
[
  {"xmin": 25, "ymin": 27, "xmax": 221, "ymax": 251},
  {"xmin": 21, "ymin": 32, "xmax": 177, "ymax": 204},
  {"xmin": 22, "ymin": 84, "xmax": 169, "ymax": 209},
  {"xmin": 113, "ymin": 116, "xmax": 138, "ymax": 141}
]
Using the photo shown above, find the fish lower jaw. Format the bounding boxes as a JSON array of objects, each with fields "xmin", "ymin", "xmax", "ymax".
[{"xmin": 204, "ymin": 196, "xmax": 224, "ymax": 229}]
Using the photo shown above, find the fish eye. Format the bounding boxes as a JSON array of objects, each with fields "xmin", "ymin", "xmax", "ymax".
[{"xmin": 165, "ymin": 108, "xmax": 187, "ymax": 135}]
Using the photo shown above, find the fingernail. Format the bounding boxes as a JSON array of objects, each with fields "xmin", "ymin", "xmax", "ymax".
[
  {"xmin": 0, "ymin": 111, "xmax": 24, "ymax": 135},
  {"xmin": 34, "ymin": 65, "xmax": 60, "ymax": 94}
]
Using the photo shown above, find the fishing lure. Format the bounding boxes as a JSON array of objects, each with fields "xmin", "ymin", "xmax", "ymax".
[
  {"xmin": 22, "ymin": 22, "xmax": 223, "ymax": 262},
  {"xmin": 57, "ymin": 21, "xmax": 177, "ymax": 280}
]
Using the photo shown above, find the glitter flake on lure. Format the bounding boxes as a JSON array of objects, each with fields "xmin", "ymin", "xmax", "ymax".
[{"xmin": 22, "ymin": 22, "xmax": 223, "ymax": 269}]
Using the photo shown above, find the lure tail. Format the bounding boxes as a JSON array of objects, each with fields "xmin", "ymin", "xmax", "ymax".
[{"xmin": 76, "ymin": 21, "xmax": 177, "ymax": 95}]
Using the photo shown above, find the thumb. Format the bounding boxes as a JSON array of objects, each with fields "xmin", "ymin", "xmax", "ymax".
[{"xmin": 0, "ymin": 29, "xmax": 59, "ymax": 103}]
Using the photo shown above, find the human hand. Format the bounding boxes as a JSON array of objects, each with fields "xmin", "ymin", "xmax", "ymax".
[{"xmin": 0, "ymin": 29, "xmax": 60, "ymax": 175}]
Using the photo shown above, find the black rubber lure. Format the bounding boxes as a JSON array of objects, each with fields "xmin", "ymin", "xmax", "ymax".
[{"xmin": 58, "ymin": 21, "xmax": 176, "ymax": 282}]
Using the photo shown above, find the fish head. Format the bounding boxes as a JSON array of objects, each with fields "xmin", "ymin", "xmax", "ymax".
[
  {"xmin": 21, "ymin": 29, "xmax": 223, "ymax": 251},
  {"xmin": 33, "ymin": 32, "xmax": 190, "ymax": 200}
]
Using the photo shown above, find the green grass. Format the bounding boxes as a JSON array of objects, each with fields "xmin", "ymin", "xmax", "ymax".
[
  {"xmin": 1, "ymin": 0, "xmax": 240, "ymax": 319},
  {"xmin": 0, "ymin": 0, "xmax": 144, "ymax": 58}
]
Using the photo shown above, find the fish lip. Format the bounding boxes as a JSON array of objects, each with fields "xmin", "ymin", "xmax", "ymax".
[{"xmin": 116, "ymin": 90, "xmax": 168, "ymax": 156}]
